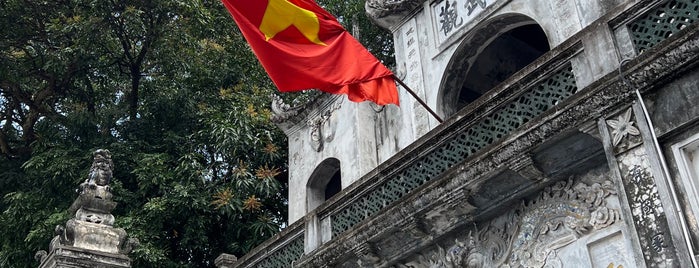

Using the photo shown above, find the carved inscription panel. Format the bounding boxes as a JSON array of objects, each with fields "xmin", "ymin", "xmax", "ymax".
[
  {"xmin": 401, "ymin": 19, "xmax": 430, "ymax": 137},
  {"xmin": 431, "ymin": 0, "xmax": 493, "ymax": 43}
]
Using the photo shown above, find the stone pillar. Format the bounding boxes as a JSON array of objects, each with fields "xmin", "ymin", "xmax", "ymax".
[
  {"xmin": 35, "ymin": 149, "xmax": 138, "ymax": 268},
  {"xmin": 599, "ymin": 104, "xmax": 692, "ymax": 267},
  {"xmin": 214, "ymin": 253, "xmax": 238, "ymax": 268}
]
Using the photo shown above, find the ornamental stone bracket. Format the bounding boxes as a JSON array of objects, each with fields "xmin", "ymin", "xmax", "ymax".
[
  {"xmin": 36, "ymin": 149, "xmax": 138, "ymax": 268},
  {"xmin": 270, "ymin": 93, "xmax": 305, "ymax": 124},
  {"xmin": 270, "ymin": 91, "xmax": 325, "ymax": 132}
]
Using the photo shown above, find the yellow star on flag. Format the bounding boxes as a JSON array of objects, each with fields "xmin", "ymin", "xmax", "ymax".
[{"xmin": 259, "ymin": 0, "xmax": 326, "ymax": 45}]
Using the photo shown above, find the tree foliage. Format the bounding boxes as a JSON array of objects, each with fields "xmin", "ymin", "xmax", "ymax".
[
  {"xmin": 0, "ymin": 0, "xmax": 285, "ymax": 267},
  {"xmin": 0, "ymin": 0, "xmax": 394, "ymax": 267},
  {"xmin": 318, "ymin": 0, "xmax": 395, "ymax": 67}
]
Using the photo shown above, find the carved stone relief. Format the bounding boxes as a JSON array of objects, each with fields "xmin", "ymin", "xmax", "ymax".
[
  {"xmin": 307, "ymin": 98, "xmax": 342, "ymax": 152},
  {"xmin": 615, "ymin": 147, "xmax": 676, "ymax": 266},
  {"xmin": 397, "ymin": 171, "xmax": 622, "ymax": 268},
  {"xmin": 270, "ymin": 94, "xmax": 304, "ymax": 123},
  {"xmin": 605, "ymin": 108, "xmax": 641, "ymax": 152},
  {"xmin": 365, "ymin": 0, "xmax": 424, "ymax": 29}
]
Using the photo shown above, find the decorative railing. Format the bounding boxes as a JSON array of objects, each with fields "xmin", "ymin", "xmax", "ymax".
[
  {"xmin": 328, "ymin": 64, "xmax": 578, "ymax": 236},
  {"xmin": 229, "ymin": 222, "xmax": 304, "ymax": 268},
  {"xmin": 254, "ymin": 236, "xmax": 303, "ymax": 268},
  {"xmin": 629, "ymin": 0, "xmax": 699, "ymax": 53},
  {"xmin": 229, "ymin": 0, "xmax": 699, "ymax": 267}
]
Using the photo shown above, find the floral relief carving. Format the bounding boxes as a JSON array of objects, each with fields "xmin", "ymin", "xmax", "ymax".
[
  {"xmin": 606, "ymin": 108, "xmax": 640, "ymax": 147},
  {"xmin": 590, "ymin": 207, "xmax": 620, "ymax": 230},
  {"xmin": 399, "ymin": 178, "xmax": 620, "ymax": 268}
]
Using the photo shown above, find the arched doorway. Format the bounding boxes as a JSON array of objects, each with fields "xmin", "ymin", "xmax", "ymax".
[
  {"xmin": 438, "ymin": 15, "xmax": 551, "ymax": 117},
  {"xmin": 307, "ymin": 158, "xmax": 342, "ymax": 211}
]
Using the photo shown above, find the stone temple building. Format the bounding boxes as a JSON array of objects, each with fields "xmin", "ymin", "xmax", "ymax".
[{"xmin": 217, "ymin": 0, "xmax": 699, "ymax": 267}]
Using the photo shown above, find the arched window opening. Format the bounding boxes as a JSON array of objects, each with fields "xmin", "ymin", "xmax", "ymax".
[
  {"xmin": 438, "ymin": 16, "xmax": 550, "ymax": 117},
  {"xmin": 307, "ymin": 158, "xmax": 341, "ymax": 212},
  {"xmin": 458, "ymin": 24, "xmax": 549, "ymax": 109},
  {"xmin": 325, "ymin": 169, "xmax": 341, "ymax": 200}
]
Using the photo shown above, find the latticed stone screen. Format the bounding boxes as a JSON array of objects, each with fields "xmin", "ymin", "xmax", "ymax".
[
  {"xmin": 330, "ymin": 64, "xmax": 578, "ymax": 236},
  {"xmin": 629, "ymin": 0, "xmax": 699, "ymax": 53},
  {"xmin": 254, "ymin": 236, "xmax": 304, "ymax": 268}
]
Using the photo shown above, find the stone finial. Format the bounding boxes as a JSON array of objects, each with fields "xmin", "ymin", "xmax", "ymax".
[
  {"xmin": 70, "ymin": 149, "xmax": 117, "ymax": 225},
  {"xmin": 38, "ymin": 149, "xmax": 133, "ymax": 268},
  {"xmin": 86, "ymin": 149, "xmax": 114, "ymax": 186}
]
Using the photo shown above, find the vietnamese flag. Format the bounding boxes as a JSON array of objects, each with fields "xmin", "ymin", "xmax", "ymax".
[{"xmin": 221, "ymin": 0, "xmax": 399, "ymax": 106}]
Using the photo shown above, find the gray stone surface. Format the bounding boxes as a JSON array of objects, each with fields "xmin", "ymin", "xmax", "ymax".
[{"xmin": 215, "ymin": 253, "xmax": 238, "ymax": 268}]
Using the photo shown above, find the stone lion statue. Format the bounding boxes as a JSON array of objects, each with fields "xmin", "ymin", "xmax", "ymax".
[{"xmin": 86, "ymin": 149, "xmax": 113, "ymax": 186}]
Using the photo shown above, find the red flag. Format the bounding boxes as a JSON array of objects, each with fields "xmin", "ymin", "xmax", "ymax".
[{"xmin": 221, "ymin": 0, "xmax": 399, "ymax": 106}]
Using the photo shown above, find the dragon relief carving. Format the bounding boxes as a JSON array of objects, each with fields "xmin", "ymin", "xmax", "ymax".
[
  {"xmin": 270, "ymin": 94, "xmax": 305, "ymax": 123},
  {"xmin": 365, "ymin": 0, "xmax": 424, "ymax": 29},
  {"xmin": 399, "ymin": 179, "xmax": 620, "ymax": 268}
]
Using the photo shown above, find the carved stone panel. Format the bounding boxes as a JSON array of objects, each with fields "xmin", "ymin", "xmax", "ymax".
[
  {"xmin": 400, "ymin": 18, "xmax": 430, "ymax": 137},
  {"xmin": 395, "ymin": 168, "xmax": 628, "ymax": 268},
  {"xmin": 601, "ymin": 107, "xmax": 679, "ymax": 267},
  {"xmin": 605, "ymin": 108, "xmax": 642, "ymax": 154},
  {"xmin": 615, "ymin": 147, "xmax": 677, "ymax": 266},
  {"xmin": 430, "ymin": 0, "xmax": 493, "ymax": 43},
  {"xmin": 586, "ymin": 231, "xmax": 630, "ymax": 268}
]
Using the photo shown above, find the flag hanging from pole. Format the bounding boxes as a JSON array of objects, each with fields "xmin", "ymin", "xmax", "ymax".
[{"xmin": 221, "ymin": 0, "xmax": 400, "ymax": 106}]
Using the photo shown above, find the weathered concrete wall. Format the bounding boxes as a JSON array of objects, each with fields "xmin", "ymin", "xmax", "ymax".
[{"xmin": 283, "ymin": 96, "xmax": 386, "ymax": 222}]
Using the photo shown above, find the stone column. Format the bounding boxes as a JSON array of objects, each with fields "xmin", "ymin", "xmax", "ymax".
[
  {"xmin": 599, "ymin": 104, "xmax": 692, "ymax": 267},
  {"xmin": 35, "ymin": 149, "xmax": 138, "ymax": 268},
  {"xmin": 214, "ymin": 253, "xmax": 238, "ymax": 268}
]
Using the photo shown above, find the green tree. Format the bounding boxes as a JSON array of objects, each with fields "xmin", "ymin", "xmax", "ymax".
[
  {"xmin": 0, "ymin": 0, "xmax": 285, "ymax": 267},
  {"xmin": 0, "ymin": 0, "xmax": 395, "ymax": 267},
  {"xmin": 318, "ymin": 0, "xmax": 395, "ymax": 67}
]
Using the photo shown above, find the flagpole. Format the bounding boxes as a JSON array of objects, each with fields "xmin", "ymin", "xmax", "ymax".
[{"xmin": 392, "ymin": 75, "xmax": 444, "ymax": 123}]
